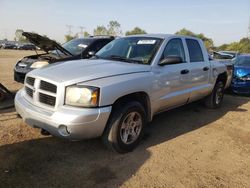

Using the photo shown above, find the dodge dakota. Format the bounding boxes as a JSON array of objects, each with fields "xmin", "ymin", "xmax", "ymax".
[{"xmin": 15, "ymin": 34, "xmax": 231, "ymax": 153}]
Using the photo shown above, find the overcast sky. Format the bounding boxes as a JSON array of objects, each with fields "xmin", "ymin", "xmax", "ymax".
[{"xmin": 0, "ymin": 0, "xmax": 249, "ymax": 45}]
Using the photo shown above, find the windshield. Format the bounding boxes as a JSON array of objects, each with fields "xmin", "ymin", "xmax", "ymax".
[
  {"xmin": 60, "ymin": 38, "xmax": 93, "ymax": 55},
  {"xmin": 95, "ymin": 37, "xmax": 162, "ymax": 64},
  {"xmin": 234, "ymin": 56, "xmax": 250, "ymax": 67}
]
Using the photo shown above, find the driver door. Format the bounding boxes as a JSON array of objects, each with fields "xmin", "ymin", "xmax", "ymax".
[{"xmin": 154, "ymin": 38, "xmax": 191, "ymax": 112}]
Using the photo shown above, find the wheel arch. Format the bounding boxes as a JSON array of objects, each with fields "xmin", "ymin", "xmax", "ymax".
[
  {"xmin": 216, "ymin": 71, "xmax": 228, "ymax": 88},
  {"xmin": 111, "ymin": 91, "xmax": 152, "ymax": 123}
]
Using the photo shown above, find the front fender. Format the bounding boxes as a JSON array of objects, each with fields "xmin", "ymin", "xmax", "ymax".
[{"xmin": 81, "ymin": 72, "xmax": 153, "ymax": 106}]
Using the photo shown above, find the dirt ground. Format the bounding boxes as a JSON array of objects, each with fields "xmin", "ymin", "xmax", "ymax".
[{"xmin": 0, "ymin": 49, "xmax": 250, "ymax": 188}]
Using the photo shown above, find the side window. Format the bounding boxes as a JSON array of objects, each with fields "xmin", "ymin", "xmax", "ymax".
[
  {"xmin": 186, "ymin": 39, "xmax": 204, "ymax": 62},
  {"xmin": 94, "ymin": 40, "xmax": 111, "ymax": 52},
  {"xmin": 162, "ymin": 38, "xmax": 186, "ymax": 63}
]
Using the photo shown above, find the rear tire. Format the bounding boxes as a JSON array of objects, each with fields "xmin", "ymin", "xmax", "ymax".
[
  {"xmin": 102, "ymin": 101, "xmax": 147, "ymax": 153},
  {"xmin": 204, "ymin": 81, "xmax": 224, "ymax": 109}
]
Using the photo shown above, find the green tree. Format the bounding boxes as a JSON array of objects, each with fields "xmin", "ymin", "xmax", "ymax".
[
  {"xmin": 175, "ymin": 28, "xmax": 195, "ymax": 36},
  {"xmin": 65, "ymin": 34, "xmax": 76, "ymax": 42},
  {"xmin": 93, "ymin": 25, "xmax": 108, "ymax": 35},
  {"xmin": 217, "ymin": 38, "xmax": 250, "ymax": 53},
  {"xmin": 107, "ymin": 20, "xmax": 122, "ymax": 36},
  {"xmin": 239, "ymin": 38, "xmax": 250, "ymax": 53},
  {"xmin": 175, "ymin": 28, "xmax": 214, "ymax": 49},
  {"xmin": 84, "ymin": 31, "xmax": 90, "ymax": 37},
  {"xmin": 125, "ymin": 27, "xmax": 147, "ymax": 36},
  {"xmin": 93, "ymin": 21, "xmax": 122, "ymax": 36},
  {"xmin": 14, "ymin": 29, "xmax": 27, "ymax": 42}
]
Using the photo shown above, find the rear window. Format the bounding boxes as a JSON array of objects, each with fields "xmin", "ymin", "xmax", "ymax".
[{"xmin": 186, "ymin": 39, "xmax": 204, "ymax": 62}]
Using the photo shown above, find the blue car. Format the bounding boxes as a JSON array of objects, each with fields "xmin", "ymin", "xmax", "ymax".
[{"xmin": 231, "ymin": 55, "xmax": 250, "ymax": 94}]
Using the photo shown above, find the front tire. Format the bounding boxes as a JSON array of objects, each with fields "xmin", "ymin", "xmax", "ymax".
[
  {"xmin": 102, "ymin": 101, "xmax": 147, "ymax": 153},
  {"xmin": 205, "ymin": 81, "xmax": 224, "ymax": 109}
]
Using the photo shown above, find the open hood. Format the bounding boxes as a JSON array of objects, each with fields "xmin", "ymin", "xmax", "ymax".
[{"xmin": 22, "ymin": 32, "xmax": 72, "ymax": 56}]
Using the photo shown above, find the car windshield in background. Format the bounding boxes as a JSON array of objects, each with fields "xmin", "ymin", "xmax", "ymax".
[
  {"xmin": 61, "ymin": 38, "xmax": 93, "ymax": 55},
  {"xmin": 234, "ymin": 56, "xmax": 250, "ymax": 67},
  {"xmin": 62, "ymin": 39, "xmax": 93, "ymax": 55},
  {"xmin": 95, "ymin": 37, "xmax": 162, "ymax": 65}
]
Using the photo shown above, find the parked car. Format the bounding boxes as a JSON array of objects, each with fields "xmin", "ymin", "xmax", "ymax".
[
  {"xmin": 14, "ymin": 32, "xmax": 114, "ymax": 83},
  {"xmin": 17, "ymin": 43, "xmax": 36, "ymax": 50},
  {"xmin": 219, "ymin": 51, "xmax": 239, "ymax": 58},
  {"xmin": 212, "ymin": 51, "xmax": 239, "ymax": 60},
  {"xmin": 211, "ymin": 52, "xmax": 234, "ymax": 89},
  {"xmin": 2, "ymin": 43, "xmax": 16, "ymax": 49},
  {"xmin": 15, "ymin": 34, "xmax": 231, "ymax": 153},
  {"xmin": 231, "ymin": 54, "xmax": 250, "ymax": 94}
]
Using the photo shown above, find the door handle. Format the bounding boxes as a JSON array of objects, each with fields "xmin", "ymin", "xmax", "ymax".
[
  {"xmin": 180, "ymin": 69, "xmax": 189, "ymax": 74},
  {"xmin": 203, "ymin": 67, "xmax": 209, "ymax": 71}
]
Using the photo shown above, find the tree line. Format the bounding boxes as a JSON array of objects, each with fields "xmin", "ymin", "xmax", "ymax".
[
  {"xmin": 14, "ymin": 21, "xmax": 250, "ymax": 53},
  {"xmin": 175, "ymin": 28, "xmax": 250, "ymax": 53},
  {"xmin": 65, "ymin": 21, "xmax": 147, "ymax": 41}
]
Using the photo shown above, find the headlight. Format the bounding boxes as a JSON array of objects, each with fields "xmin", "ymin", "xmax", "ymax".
[
  {"xmin": 65, "ymin": 86, "xmax": 99, "ymax": 107},
  {"xmin": 238, "ymin": 76, "xmax": 250, "ymax": 81},
  {"xmin": 30, "ymin": 61, "xmax": 49, "ymax": 69}
]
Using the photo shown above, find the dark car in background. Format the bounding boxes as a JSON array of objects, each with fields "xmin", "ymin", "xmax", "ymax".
[
  {"xmin": 14, "ymin": 32, "xmax": 114, "ymax": 83},
  {"xmin": 2, "ymin": 43, "xmax": 16, "ymax": 49},
  {"xmin": 17, "ymin": 43, "xmax": 36, "ymax": 50},
  {"xmin": 212, "ymin": 51, "xmax": 239, "ymax": 60},
  {"xmin": 231, "ymin": 54, "xmax": 250, "ymax": 94}
]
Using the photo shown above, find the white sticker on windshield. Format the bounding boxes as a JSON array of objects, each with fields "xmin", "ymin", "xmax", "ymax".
[
  {"xmin": 78, "ymin": 44, "xmax": 88, "ymax": 48},
  {"xmin": 137, "ymin": 40, "xmax": 156, "ymax": 44}
]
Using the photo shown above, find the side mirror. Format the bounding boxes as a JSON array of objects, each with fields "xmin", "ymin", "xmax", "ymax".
[
  {"xmin": 88, "ymin": 51, "xmax": 96, "ymax": 57},
  {"xmin": 159, "ymin": 56, "xmax": 183, "ymax": 66}
]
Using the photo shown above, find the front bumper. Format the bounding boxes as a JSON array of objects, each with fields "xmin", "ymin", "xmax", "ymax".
[
  {"xmin": 15, "ymin": 90, "xmax": 112, "ymax": 140},
  {"xmin": 14, "ymin": 67, "xmax": 32, "ymax": 83},
  {"xmin": 231, "ymin": 81, "xmax": 250, "ymax": 94}
]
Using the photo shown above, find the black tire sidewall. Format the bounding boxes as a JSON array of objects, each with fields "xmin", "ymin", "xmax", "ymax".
[
  {"xmin": 103, "ymin": 101, "xmax": 147, "ymax": 153},
  {"xmin": 212, "ymin": 81, "xmax": 224, "ymax": 108}
]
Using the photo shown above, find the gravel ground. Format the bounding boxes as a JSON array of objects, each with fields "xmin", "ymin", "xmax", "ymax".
[{"xmin": 0, "ymin": 49, "xmax": 250, "ymax": 188}]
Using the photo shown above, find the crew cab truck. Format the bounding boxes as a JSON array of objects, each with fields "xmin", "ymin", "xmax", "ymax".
[{"xmin": 15, "ymin": 34, "xmax": 230, "ymax": 153}]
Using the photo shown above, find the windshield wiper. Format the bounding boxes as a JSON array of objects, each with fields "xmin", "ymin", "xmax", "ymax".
[{"xmin": 107, "ymin": 55, "xmax": 143, "ymax": 64}]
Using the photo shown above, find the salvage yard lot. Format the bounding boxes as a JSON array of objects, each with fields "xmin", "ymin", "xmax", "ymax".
[{"xmin": 0, "ymin": 49, "xmax": 250, "ymax": 188}]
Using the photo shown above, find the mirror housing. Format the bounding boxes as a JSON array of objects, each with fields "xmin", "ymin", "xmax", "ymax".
[{"xmin": 159, "ymin": 56, "xmax": 183, "ymax": 66}]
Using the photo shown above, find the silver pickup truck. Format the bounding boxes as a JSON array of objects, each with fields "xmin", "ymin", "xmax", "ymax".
[{"xmin": 15, "ymin": 34, "xmax": 231, "ymax": 153}]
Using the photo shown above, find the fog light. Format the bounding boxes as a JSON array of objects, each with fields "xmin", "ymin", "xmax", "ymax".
[{"xmin": 58, "ymin": 125, "xmax": 70, "ymax": 136}]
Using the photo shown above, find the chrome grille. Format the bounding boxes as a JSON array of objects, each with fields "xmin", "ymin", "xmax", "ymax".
[
  {"xmin": 24, "ymin": 77, "xmax": 58, "ymax": 108},
  {"xmin": 26, "ymin": 77, "xmax": 35, "ymax": 86},
  {"xmin": 39, "ymin": 93, "xmax": 56, "ymax": 106},
  {"xmin": 40, "ymin": 80, "xmax": 57, "ymax": 93}
]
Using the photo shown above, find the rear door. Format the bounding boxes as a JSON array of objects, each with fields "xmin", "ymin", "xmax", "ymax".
[{"xmin": 184, "ymin": 38, "xmax": 211, "ymax": 102}]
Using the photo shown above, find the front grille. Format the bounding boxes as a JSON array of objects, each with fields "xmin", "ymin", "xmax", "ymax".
[
  {"xmin": 25, "ymin": 86, "xmax": 33, "ymax": 98},
  {"xmin": 39, "ymin": 93, "xmax": 56, "ymax": 106},
  {"xmin": 24, "ymin": 77, "xmax": 58, "ymax": 108},
  {"xmin": 26, "ymin": 77, "xmax": 35, "ymax": 86},
  {"xmin": 40, "ymin": 80, "xmax": 57, "ymax": 93}
]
